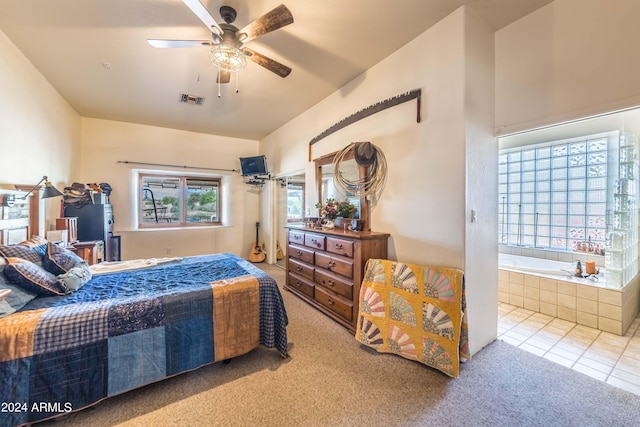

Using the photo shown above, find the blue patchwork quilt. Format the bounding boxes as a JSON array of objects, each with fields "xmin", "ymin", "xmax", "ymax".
[{"xmin": 0, "ymin": 253, "xmax": 288, "ymax": 426}]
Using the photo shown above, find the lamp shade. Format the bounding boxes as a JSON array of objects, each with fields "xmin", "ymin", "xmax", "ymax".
[{"xmin": 42, "ymin": 181, "xmax": 63, "ymax": 199}]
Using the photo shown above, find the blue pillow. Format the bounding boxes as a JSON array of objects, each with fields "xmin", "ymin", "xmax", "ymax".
[
  {"xmin": 0, "ymin": 271, "xmax": 38, "ymax": 318},
  {"xmin": 42, "ymin": 242, "xmax": 85, "ymax": 276},
  {"xmin": 4, "ymin": 257, "xmax": 66, "ymax": 296},
  {"xmin": 17, "ymin": 235, "xmax": 49, "ymax": 257}
]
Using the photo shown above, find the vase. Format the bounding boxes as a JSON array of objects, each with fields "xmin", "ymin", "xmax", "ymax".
[{"xmin": 323, "ymin": 219, "xmax": 335, "ymax": 230}]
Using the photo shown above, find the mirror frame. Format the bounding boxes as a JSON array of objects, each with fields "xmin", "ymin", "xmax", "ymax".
[{"xmin": 314, "ymin": 148, "xmax": 370, "ymax": 231}]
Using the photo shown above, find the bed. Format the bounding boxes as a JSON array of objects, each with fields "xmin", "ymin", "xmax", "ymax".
[
  {"xmin": 0, "ymin": 191, "xmax": 288, "ymax": 427},
  {"xmin": 0, "ymin": 252, "xmax": 288, "ymax": 426}
]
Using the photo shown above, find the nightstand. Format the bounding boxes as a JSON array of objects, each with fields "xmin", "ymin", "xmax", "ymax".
[{"xmin": 69, "ymin": 240, "xmax": 103, "ymax": 265}]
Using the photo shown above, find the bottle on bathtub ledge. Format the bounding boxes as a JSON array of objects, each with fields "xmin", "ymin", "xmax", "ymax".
[{"xmin": 575, "ymin": 260, "xmax": 583, "ymax": 277}]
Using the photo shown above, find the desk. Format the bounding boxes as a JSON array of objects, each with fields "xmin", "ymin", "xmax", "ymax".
[{"xmin": 69, "ymin": 240, "xmax": 103, "ymax": 265}]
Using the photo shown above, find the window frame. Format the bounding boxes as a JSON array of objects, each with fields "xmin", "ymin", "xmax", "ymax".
[{"xmin": 138, "ymin": 173, "xmax": 222, "ymax": 229}]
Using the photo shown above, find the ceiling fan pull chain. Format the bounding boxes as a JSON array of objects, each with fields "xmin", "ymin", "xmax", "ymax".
[
  {"xmin": 236, "ymin": 72, "xmax": 239, "ymax": 94},
  {"xmin": 217, "ymin": 69, "xmax": 222, "ymax": 98}
]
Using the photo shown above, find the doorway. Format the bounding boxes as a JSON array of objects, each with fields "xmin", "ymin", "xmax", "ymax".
[{"xmin": 275, "ymin": 171, "xmax": 306, "ymax": 269}]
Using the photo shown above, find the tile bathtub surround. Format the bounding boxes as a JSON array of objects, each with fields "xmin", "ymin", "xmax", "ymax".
[
  {"xmin": 498, "ymin": 303, "xmax": 640, "ymax": 396},
  {"xmin": 498, "ymin": 268, "xmax": 640, "ymax": 335}
]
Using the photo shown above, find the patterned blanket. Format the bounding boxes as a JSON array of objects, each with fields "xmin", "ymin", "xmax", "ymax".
[
  {"xmin": 355, "ymin": 259, "xmax": 469, "ymax": 378},
  {"xmin": 0, "ymin": 253, "xmax": 288, "ymax": 426}
]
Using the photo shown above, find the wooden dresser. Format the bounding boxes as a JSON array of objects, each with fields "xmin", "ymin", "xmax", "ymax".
[{"xmin": 284, "ymin": 225, "xmax": 389, "ymax": 332}]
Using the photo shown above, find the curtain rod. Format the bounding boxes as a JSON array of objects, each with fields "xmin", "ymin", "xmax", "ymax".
[{"xmin": 117, "ymin": 160, "xmax": 239, "ymax": 173}]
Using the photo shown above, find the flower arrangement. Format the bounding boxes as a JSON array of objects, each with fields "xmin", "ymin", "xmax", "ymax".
[
  {"xmin": 315, "ymin": 198, "xmax": 339, "ymax": 220},
  {"xmin": 315, "ymin": 198, "xmax": 357, "ymax": 221},
  {"xmin": 336, "ymin": 200, "xmax": 358, "ymax": 219}
]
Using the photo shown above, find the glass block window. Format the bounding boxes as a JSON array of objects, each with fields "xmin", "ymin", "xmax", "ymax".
[{"xmin": 499, "ymin": 135, "xmax": 609, "ymax": 251}]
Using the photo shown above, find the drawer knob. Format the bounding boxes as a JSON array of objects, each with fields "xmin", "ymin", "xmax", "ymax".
[
  {"xmin": 327, "ymin": 298, "xmax": 334, "ymax": 306},
  {"xmin": 328, "ymin": 281, "xmax": 335, "ymax": 287},
  {"xmin": 296, "ymin": 281, "xmax": 302, "ymax": 287},
  {"xmin": 296, "ymin": 251, "xmax": 302, "ymax": 256},
  {"xmin": 296, "ymin": 266, "xmax": 302, "ymax": 271},
  {"xmin": 329, "ymin": 261, "xmax": 336, "ymax": 267},
  {"xmin": 335, "ymin": 243, "xmax": 343, "ymax": 249}
]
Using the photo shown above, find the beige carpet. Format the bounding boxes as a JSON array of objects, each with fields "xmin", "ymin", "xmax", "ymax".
[{"xmin": 40, "ymin": 264, "xmax": 640, "ymax": 427}]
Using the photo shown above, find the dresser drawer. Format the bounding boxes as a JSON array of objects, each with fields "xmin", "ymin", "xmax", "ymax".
[
  {"xmin": 289, "ymin": 258, "xmax": 314, "ymax": 281},
  {"xmin": 315, "ymin": 252, "xmax": 354, "ymax": 279},
  {"xmin": 289, "ymin": 230, "xmax": 305, "ymax": 245},
  {"xmin": 315, "ymin": 286, "xmax": 353, "ymax": 322},
  {"xmin": 326, "ymin": 237, "xmax": 354, "ymax": 258},
  {"xmin": 288, "ymin": 244, "xmax": 314, "ymax": 264},
  {"xmin": 288, "ymin": 272, "xmax": 314, "ymax": 299},
  {"xmin": 304, "ymin": 233, "xmax": 326, "ymax": 250},
  {"xmin": 314, "ymin": 269, "xmax": 353, "ymax": 300}
]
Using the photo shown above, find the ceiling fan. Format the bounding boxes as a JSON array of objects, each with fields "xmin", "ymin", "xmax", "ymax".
[{"xmin": 148, "ymin": 0, "xmax": 293, "ymax": 84}]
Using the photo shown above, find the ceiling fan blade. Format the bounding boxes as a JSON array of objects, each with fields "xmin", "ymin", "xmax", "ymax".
[
  {"xmin": 182, "ymin": 0, "xmax": 224, "ymax": 36},
  {"xmin": 242, "ymin": 47, "xmax": 291, "ymax": 78},
  {"xmin": 147, "ymin": 39, "xmax": 214, "ymax": 48},
  {"xmin": 216, "ymin": 70, "xmax": 231, "ymax": 84},
  {"xmin": 238, "ymin": 4, "xmax": 293, "ymax": 43}
]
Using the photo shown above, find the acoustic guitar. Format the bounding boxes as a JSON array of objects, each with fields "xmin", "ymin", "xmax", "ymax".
[
  {"xmin": 248, "ymin": 222, "xmax": 266, "ymax": 263},
  {"xmin": 276, "ymin": 240, "xmax": 285, "ymax": 260}
]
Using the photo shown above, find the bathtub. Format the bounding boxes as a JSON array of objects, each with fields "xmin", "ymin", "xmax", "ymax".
[
  {"xmin": 497, "ymin": 252, "xmax": 640, "ymax": 335},
  {"xmin": 499, "ymin": 253, "xmax": 576, "ymax": 277}
]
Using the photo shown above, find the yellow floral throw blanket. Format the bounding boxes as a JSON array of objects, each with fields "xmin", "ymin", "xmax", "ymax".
[{"xmin": 355, "ymin": 259, "xmax": 470, "ymax": 378}]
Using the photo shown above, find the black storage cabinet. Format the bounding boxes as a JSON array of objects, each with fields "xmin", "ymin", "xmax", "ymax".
[{"xmin": 64, "ymin": 204, "xmax": 120, "ymax": 261}]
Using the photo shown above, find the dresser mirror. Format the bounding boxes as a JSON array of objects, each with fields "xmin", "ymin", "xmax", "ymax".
[{"xmin": 314, "ymin": 149, "xmax": 369, "ymax": 230}]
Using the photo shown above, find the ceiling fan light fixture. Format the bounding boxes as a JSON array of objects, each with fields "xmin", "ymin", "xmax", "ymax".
[{"xmin": 209, "ymin": 45, "xmax": 246, "ymax": 72}]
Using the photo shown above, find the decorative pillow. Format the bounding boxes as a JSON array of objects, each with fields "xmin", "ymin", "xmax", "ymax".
[
  {"xmin": 0, "ymin": 270, "xmax": 38, "ymax": 318},
  {"xmin": 42, "ymin": 242, "xmax": 85, "ymax": 276},
  {"xmin": 3, "ymin": 257, "xmax": 65, "ymax": 296},
  {"xmin": 0, "ymin": 243, "xmax": 44, "ymax": 265},
  {"xmin": 56, "ymin": 264, "xmax": 92, "ymax": 293},
  {"xmin": 17, "ymin": 235, "xmax": 49, "ymax": 257}
]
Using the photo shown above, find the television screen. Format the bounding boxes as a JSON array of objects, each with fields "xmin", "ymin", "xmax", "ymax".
[{"xmin": 239, "ymin": 155, "xmax": 269, "ymax": 177}]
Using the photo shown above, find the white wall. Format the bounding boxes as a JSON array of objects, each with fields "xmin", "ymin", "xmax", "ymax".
[
  {"xmin": 0, "ymin": 30, "xmax": 80, "ymax": 234},
  {"xmin": 261, "ymin": 7, "xmax": 497, "ymax": 355},
  {"xmin": 464, "ymin": 9, "xmax": 498, "ymax": 354},
  {"xmin": 495, "ymin": 0, "xmax": 640, "ymax": 135},
  {"xmin": 79, "ymin": 118, "xmax": 260, "ymax": 259}
]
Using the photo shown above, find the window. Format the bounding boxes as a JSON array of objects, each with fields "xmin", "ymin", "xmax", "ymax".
[
  {"xmin": 139, "ymin": 174, "xmax": 221, "ymax": 227},
  {"xmin": 498, "ymin": 132, "xmax": 615, "ymax": 251}
]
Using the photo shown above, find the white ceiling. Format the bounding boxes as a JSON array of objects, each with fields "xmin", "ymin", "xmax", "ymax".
[{"xmin": 0, "ymin": 0, "xmax": 552, "ymax": 141}]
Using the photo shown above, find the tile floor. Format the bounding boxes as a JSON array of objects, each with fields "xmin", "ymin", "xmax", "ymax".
[{"xmin": 498, "ymin": 302, "xmax": 640, "ymax": 396}]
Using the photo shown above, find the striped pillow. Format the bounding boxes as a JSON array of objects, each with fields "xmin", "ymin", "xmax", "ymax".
[
  {"xmin": 42, "ymin": 242, "xmax": 85, "ymax": 276},
  {"xmin": 3, "ymin": 257, "xmax": 66, "ymax": 296},
  {"xmin": 17, "ymin": 235, "xmax": 49, "ymax": 257},
  {"xmin": 0, "ymin": 243, "xmax": 43, "ymax": 264}
]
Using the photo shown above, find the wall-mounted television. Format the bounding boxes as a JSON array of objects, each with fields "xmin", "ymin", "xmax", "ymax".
[{"xmin": 239, "ymin": 155, "xmax": 269, "ymax": 177}]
